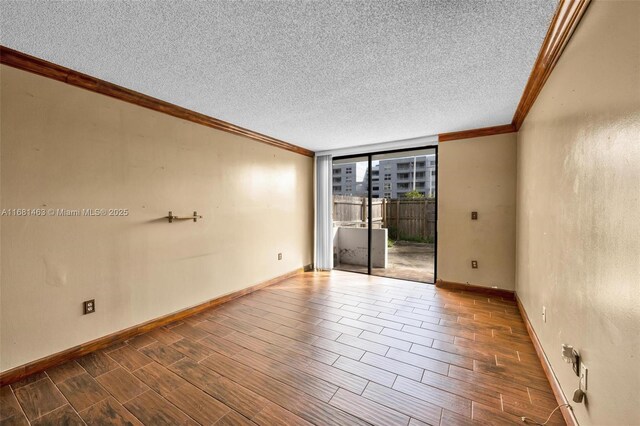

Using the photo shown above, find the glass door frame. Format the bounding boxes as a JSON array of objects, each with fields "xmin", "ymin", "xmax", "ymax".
[{"xmin": 333, "ymin": 145, "xmax": 438, "ymax": 283}]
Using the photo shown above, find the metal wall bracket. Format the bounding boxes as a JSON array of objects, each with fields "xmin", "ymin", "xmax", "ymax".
[{"xmin": 166, "ymin": 211, "xmax": 203, "ymax": 223}]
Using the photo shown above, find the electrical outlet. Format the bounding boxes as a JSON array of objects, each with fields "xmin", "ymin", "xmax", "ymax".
[
  {"xmin": 278, "ymin": 253, "xmax": 282, "ymax": 260},
  {"xmin": 580, "ymin": 363, "xmax": 588, "ymax": 391},
  {"xmin": 542, "ymin": 306, "xmax": 546, "ymax": 323},
  {"xmin": 471, "ymin": 260, "xmax": 478, "ymax": 269},
  {"xmin": 83, "ymin": 299, "xmax": 95, "ymax": 315},
  {"xmin": 471, "ymin": 211, "xmax": 478, "ymax": 220}
]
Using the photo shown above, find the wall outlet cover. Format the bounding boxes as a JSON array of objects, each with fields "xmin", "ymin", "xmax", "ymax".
[
  {"xmin": 542, "ymin": 306, "xmax": 546, "ymax": 323},
  {"xmin": 83, "ymin": 299, "xmax": 95, "ymax": 315}
]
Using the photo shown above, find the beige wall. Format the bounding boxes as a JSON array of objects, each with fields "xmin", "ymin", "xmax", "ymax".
[
  {"xmin": 437, "ymin": 132, "xmax": 517, "ymax": 290},
  {"xmin": 0, "ymin": 65, "xmax": 314, "ymax": 372},
  {"xmin": 516, "ymin": 1, "xmax": 640, "ymax": 424}
]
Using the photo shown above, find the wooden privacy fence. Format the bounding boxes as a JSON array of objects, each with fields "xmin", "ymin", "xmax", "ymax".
[
  {"xmin": 333, "ymin": 196, "xmax": 436, "ymax": 241},
  {"xmin": 384, "ymin": 198, "xmax": 436, "ymax": 241},
  {"xmin": 332, "ymin": 195, "xmax": 383, "ymax": 228}
]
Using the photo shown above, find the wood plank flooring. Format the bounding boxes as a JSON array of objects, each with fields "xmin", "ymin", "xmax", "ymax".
[{"xmin": 0, "ymin": 270, "xmax": 564, "ymax": 425}]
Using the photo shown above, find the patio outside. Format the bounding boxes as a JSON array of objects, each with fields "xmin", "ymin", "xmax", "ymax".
[
  {"xmin": 333, "ymin": 195, "xmax": 435, "ymax": 283},
  {"xmin": 336, "ymin": 240, "xmax": 434, "ymax": 283}
]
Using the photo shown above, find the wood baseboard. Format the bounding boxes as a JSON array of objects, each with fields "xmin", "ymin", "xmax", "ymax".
[
  {"xmin": 435, "ymin": 279, "xmax": 515, "ymax": 300},
  {"xmin": 0, "ymin": 268, "xmax": 304, "ymax": 386},
  {"xmin": 516, "ymin": 294, "xmax": 578, "ymax": 426}
]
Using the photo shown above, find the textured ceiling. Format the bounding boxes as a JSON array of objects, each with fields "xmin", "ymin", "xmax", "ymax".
[{"xmin": 1, "ymin": 1, "xmax": 557, "ymax": 151}]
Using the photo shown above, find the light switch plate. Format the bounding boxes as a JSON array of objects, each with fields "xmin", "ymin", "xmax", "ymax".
[{"xmin": 580, "ymin": 363, "xmax": 588, "ymax": 391}]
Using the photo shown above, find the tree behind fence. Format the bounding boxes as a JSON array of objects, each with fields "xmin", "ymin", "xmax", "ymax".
[{"xmin": 332, "ymin": 195, "xmax": 435, "ymax": 241}]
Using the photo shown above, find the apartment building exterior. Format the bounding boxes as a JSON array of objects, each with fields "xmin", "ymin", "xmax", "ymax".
[{"xmin": 333, "ymin": 155, "xmax": 436, "ymax": 198}]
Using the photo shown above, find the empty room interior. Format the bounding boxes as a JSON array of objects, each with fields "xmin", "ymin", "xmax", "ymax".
[{"xmin": 1, "ymin": 0, "xmax": 639, "ymax": 425}]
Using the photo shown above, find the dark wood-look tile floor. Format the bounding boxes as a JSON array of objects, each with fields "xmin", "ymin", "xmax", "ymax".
[{"xmin": 0, "ymin": 271, "xmax": 564, "ymax": 425}]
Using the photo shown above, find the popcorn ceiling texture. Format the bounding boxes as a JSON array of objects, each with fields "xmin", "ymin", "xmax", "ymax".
[{"xmin": 0, "ymin": 1, "xmax": 557, "ymax": 151}]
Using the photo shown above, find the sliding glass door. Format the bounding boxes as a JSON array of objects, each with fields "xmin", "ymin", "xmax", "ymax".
[
  {"xmin": 332, "ymin": 147, "xmax": 437, "ymax": 284},
  {"xmin": 331, "ymin": 156, "xmax": 370, "ymax": 275},
  {"xmin": 371, "ymin": 148, "xmax": 436, "ymax": 283}
]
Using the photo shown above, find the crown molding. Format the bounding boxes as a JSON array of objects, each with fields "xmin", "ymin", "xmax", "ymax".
[
  {"xmin": 512, "ymin": 0, "xmax": 592, "ymax": 130},
  {"xmin": 0, "ymin": 46, "xmax": 314, "ymax": 157},
  {"xmin": 438, "ymin": 124, "xmax": 516, "ymax": 142}
]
